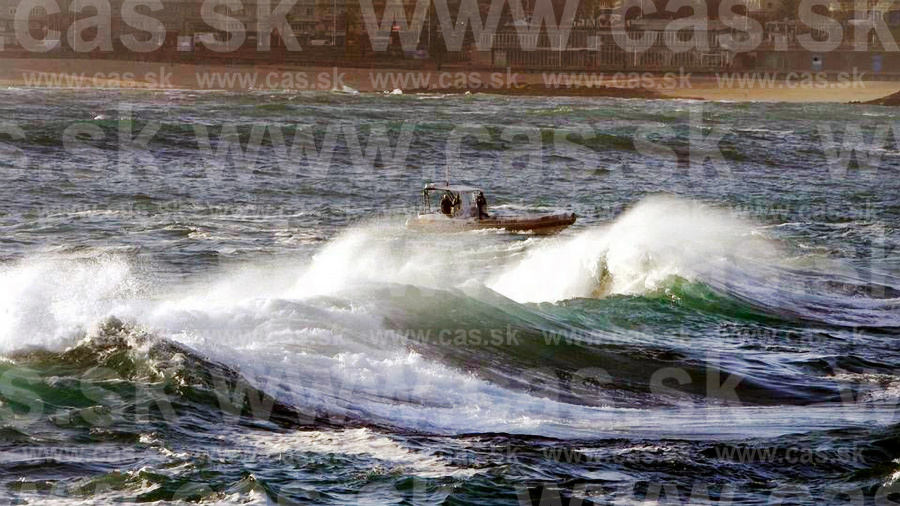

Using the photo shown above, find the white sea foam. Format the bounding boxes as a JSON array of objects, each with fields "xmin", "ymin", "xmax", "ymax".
[
  {"xmin": 488, "ymin": 196, "xmax": 779, "ymax": 303},
  {"xmin": 0, "ymin": 255, "xmax": 138, "ymax": 352},
  {"xmin": 238, "ymin": 428, "xmax": 479, "ymax": 478}
]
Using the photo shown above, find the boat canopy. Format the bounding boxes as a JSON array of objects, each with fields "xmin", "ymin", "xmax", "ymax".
[
  {"xmin": 423, "ymin": 183, "xmax": 482, "ymax": 193},
  {"xmin": 421, "ymin": 183, "xmax": 484, "ymax": 217}
]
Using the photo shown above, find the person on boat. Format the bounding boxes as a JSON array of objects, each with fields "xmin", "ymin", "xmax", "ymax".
[
  {"xmin": 451, "ymin": 192, "xmax": 461, "ymax": 216},
  {"xmin": 440, "ymin": 193, "xmax": 454, "ymax": 216},
  {"xmin": 475, "ymin": 191, "xmax": 489, "ymax": 219}
]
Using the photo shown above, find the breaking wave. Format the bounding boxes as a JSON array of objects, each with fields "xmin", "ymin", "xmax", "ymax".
[{"xmin": 1, "ymin": 196, "xmax": 898, "ymax": 442}]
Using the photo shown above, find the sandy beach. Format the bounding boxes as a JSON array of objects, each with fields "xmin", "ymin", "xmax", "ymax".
[{"xmin": 2, "ymin": 57, "xmax": 899, "ymax": 102}]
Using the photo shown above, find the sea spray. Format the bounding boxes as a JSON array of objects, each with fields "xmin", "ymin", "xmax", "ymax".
[{"xmin": 488, "ymin": 196, "xmax": 779, "ymax": 303}]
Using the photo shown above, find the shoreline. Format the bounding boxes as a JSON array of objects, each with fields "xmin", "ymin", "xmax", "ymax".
[{"xmin": 3, "ymin": 58, "xmax": 900, "ymax": 103}]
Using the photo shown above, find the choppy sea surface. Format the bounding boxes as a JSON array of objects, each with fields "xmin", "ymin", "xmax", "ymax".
[{"xmin": 0, "ymin": 89, "xmax": 899, "ymax": 504}]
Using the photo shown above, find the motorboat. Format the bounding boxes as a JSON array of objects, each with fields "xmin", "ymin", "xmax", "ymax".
[{"xmin": 406, "ymin": 183, "xmax": 576, "ymax": 235}]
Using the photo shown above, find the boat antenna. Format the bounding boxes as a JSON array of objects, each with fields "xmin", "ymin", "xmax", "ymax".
[{"xmin": 445, "ymin": 163, "xmax": 449, "ymax": 186}]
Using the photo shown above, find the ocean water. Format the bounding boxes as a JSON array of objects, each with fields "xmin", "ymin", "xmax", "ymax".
[{"xmin": 0, "ymin": 89, "xmax": 898, "ymax": 504}]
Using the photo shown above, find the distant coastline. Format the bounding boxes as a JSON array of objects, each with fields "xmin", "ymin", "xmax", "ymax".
[
  {"xmin": 862, "ymin": 89, "xmax": 900, "ymax": 105},
  {"xmin": 3, "ymin": 58, "xmax": 900, "ymax": 103}
]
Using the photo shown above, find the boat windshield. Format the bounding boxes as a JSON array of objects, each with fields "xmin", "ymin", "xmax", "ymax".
[{"xmin": 456, "ymin": 191, "xmax": 476, "ymax": 218}]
